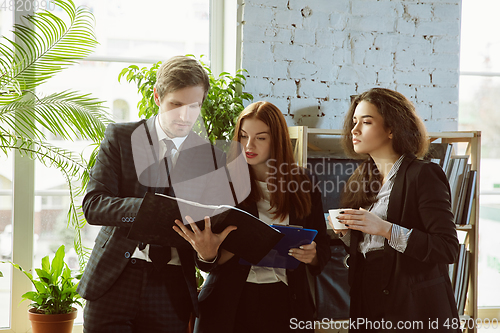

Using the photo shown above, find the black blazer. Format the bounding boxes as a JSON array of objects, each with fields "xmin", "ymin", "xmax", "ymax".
[
  {"xmin": 348, "ymin": 155, "xmax": 460, "ymax": 331},
  {"xmin": 77, "ymin": 117, "xmax": 228, "ymax": 315},
  {"xmin": 195, "ymin": 174, "xmax": 331, "ymax": 333}
]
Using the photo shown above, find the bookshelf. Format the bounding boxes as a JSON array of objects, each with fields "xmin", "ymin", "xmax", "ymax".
[{"xmin": 288, "ymin": 126, "xmax": 481, "ymax": 333}]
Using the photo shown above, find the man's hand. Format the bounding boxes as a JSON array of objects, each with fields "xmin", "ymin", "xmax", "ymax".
[
  {"xmin": 289, "ymin": 241, "xmax": 319, "ymax": 266},
  {"xmin": 173, "ymin": 215, "xmax": 237, "ymax": 261}
]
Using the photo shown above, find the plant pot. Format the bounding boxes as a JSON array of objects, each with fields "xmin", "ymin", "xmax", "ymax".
[{"xmin": 28, "ymin": 308, "xmax": 77, "ymax": 333}]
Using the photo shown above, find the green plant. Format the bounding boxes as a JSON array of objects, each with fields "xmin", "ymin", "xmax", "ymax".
[
  {"xmin": 0, "ymin": 0, "xmax": 111, "ymax": 268},
  {"xmin": 2, "ymin": 245, "xmax": 82, "ymax": 314},
  {"xmin": 118, "ymin": 55, "xmax": 253, "ymax": 143}
]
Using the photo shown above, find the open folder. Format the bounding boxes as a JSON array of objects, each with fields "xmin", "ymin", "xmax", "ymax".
[
  {"xmin": 239, "ymin": 225, "xmax": 318, "ymax": 269},
  {"xmin": 127, "ymin": 192, "xmax": 284, "ymax": 265}
]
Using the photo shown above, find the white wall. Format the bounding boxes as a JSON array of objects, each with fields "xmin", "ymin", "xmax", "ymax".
[{"xmin": 240, "ymin": 0, "xmax": 461, "ymax": 132}]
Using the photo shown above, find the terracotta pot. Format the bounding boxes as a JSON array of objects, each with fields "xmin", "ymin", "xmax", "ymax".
[{"xmin": 28, "ymin": 308, "xmax": 77, "ymax": 333}]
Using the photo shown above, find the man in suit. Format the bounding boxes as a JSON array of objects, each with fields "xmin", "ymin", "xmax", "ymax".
[{"xmin": 78, "ymin": 55, "xmax": 236, "ymax": 333}]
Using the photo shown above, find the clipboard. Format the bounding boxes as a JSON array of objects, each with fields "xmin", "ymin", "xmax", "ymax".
[{"xmin": 239, "ymin": 225, "xmax": 318, "ymax": 269}]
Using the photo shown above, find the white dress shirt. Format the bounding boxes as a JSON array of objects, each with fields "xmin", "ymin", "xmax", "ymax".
[
  {"xmin": 246, "ymin": 181, "xmax": 289, "ymax": 285},
  {"xmin": 340, "ymin": 155, "xmax": 413, "ymax": 255},
  {"xmin": 131, "ymin": 115, "xmax": 188, "ymax": 265}
]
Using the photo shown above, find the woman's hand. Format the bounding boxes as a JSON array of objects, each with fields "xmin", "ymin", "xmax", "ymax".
[
  {"xmin": 327, "ymin": 215, "xmax": 349, "ymax": 237},
  {"xmin": 173, "ymin": 216, "xmax": 237, "ymax": 261},
  {"xmin": 337, "ymin": 208, "xmax": 392, "ymax": 239},
  {"xmin": 289, "ymin": 241, "xmax": 318, "ymax": 266}
]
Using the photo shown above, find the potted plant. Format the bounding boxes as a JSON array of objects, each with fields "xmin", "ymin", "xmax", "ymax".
[
  {"xmin": 0, "ymin": 0, "xmax": 111, "ymax": 267},
  {"xmin": 2, "ymin": 245, "xmax": 82, "ymax": 333},
  {"xmin": 118, "ymin": 55, "xmax": 253, "ymax": 144}
]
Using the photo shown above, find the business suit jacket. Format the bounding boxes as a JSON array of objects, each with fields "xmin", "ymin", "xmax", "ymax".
[
  {"xmin": 77, "ymin": 117, "xmax": 230, "ymax": 315},
  {"xmin": 195, "ymin": 174, "xmax": 331, "ymax": 333},
  {"xmin": 348, "ymin": 154, "xmax": 460, "ymax": 332}
]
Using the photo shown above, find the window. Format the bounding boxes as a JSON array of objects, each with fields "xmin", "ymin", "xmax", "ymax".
[
  {"xmin": 0, "ymin": 0, "xmax": 210, "ymax": 330},
  {"xmin": 459, "ymin": 0, "xmax": 500, "ymax": 310}
]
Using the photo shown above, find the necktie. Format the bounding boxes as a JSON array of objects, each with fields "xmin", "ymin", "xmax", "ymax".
[
  {"xmin": 149, "ymin": 139, "xmax": 176, "ymax": 268},
  {"xmin": 156, "ymin": 139, "xmax": 176, "ymax": 191}
]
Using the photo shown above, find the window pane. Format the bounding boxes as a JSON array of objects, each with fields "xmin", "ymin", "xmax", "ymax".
[
  {"xmin": 459, "ymin": 74, "xmax": 500, "ymax": 307},
  {"xmin": 460, "ymin": 0, "xmax": 500, "ymax": 74},
  {"xmin": 0, "ymin": 151, "xmax": 12, "ymax": 329},
  {"xmin": 73, "ymin": 0, "xmax": 209, "ymax": 61}
]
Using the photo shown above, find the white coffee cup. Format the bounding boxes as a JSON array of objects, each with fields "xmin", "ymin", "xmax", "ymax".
[{"xmin": 328, "ymin": 209, "xmax": 349, "ymax": 230}]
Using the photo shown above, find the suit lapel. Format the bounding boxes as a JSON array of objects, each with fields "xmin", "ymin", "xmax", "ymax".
[{"xmin": 382, "ymin": 154, "xmax": 416, "ymax": 286}]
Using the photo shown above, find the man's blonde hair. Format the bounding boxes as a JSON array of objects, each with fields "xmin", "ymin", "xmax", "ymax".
[{"xmin": 154, "ymin": 55, "xmax": 210, "ymax": 101}]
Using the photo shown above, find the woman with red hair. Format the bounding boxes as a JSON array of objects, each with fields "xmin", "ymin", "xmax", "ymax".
[{"xmin": 195, "ymin": 101, "xmax": 330, "ymax": 333}]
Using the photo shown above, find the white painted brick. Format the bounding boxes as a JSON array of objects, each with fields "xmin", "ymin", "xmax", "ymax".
[
  {"xmin": 283, "ymin": 114, "xmax": 296, "ymax": 127},
  {"xmin": 244, "ymin": 77, "xmax": 273, "ymax": 97},
  {"xmin": 329, "ymin": 12, "xmax": 347, "ymax": 31},
  {"xmin": 299, "ymin": 80, "xmax": 329, "ymax": 98},
  {"xmin": 289, "ymin": 61, "xmax": 319, "ymax": 79},
  {"xmin": 395, "ymin": 84, "xmax": 417, "ymax": 101},
  {"xmin": 293, "ymin": 29, "xmax": 316, "ymax": 46},
  {"xmin": 333, "ymin": 31, "xmax": 349, "ymax": 48},
  {"xmin": 415, "ymin": 21, "xmax": 460, "ymax": 36},
  {"xmin": 416, "ymin": 86, "xmax": 459, "ymax": 105},
  {"xmin": 243, "ymin": 4, "xmax": 275, "ymax": 25},
  {"xmin": 352, "ymin": 1, "xmax": 401, "ymax": 17},
  {"xmin": 262, "ymin": 96, "xmax": 290, "ymax": 114},
  {"xmin": 405, "ymin": 3, "xmax": 433, "ymax": 20},
  {"xmin": 287, "ymin": 0, "xmax": 350, "ymax": 13},
  {"xmin": 349, "ymin": 33, "xmax": 376, "ymax": 65},
  {"xmin": 333, "ymin": 46, "xmax": 346, "ymax": 66},
  {"xmin": 349, "ymin": 15, "xmax": 395, "ymax": 33},
  {"xmin": 414, "ymin": 53, "xmax": 460, "ymax": 70},
  {"xmin": 274, "ymin": 8, "xmax": 303, "ymax": 28},
  {"xmin": 394, "ymin": 70, "xmax": 430, "ymax": 85},
  {"xmin": 337, "ymin": 66, "xmax": 358, "ymax": 84},
  {"xmin": 243, "ymin": 24, "xmax": 292, "ymax": 43},
  {"xmin": 431, "ymin": 70, "xmax": 459, "ymax": 86},
  {"xmin": 316, "ymin": 30, "xmax": 334, "ymax": 47},
  {"xmin": 397, "ymin": 18, "xmax": 416, "ymax": 35},
  {"xmin": 319, "ymin": 100, "xmax": 349, "ymax": 118},
  {"xmin": 432, "ymin": 37, "xmax": 459, "ymax": 54},
  {"xmin": 374, "ymin": 34, "xmax": 398, "ymax": 51},
  {"xmin": 394, "ymin": 50, "xmax": 418, "ymax": 69},
  {"xmin": 431, "ymin": 102, "xmax": 458, "ymax": 119},
  {"xmin": 396, "ymin": 36, "xmax": 432, "ymax": 55},
  {"xmin": 306, "ymin": 46, "xmax": 334, "ymax": 66},
  {"xmin": 303, "ymin": 12, "xmax": 331, "ymax": 31},
  {"xmin": 433, "ymin": 4, "xmax": 461, "ymax": 21},
  {"xmin": 241, "ymin": 42, "xmax": 273, "ymax": 61},
  {"xmin": 241, "ymin": 0, "xmax": 460, "ymax": 129},
  {"xmin": 425, "ymin": 119, "xmax": 458, "ymax": 132},
  {"xmin": 365, "ymin": 49, "xmax": 394, "ymax": 67},
  {"xmin": 377, "ymin": 70, "xmax": 394, "ymax": 85},
  {"xmin": 245, "ymin": 0, "xmax": 285, "ymax": 9},
  {"xmin": 414, "ymin": 103, "xmax": 432, "ymax": 121},
  {"xmin": 273, "ymin": 43, "xmax": 305, "ymax": 61},
  {"xmin": 273, "ymin": 79, "xmax": 297, "ymax": 97},
  {"xmin": 290, "ymin": 98, "xmax": 321, "ymax": 127},
  {"xmin": 242, "ymin": 59, "xmax": 289, "ymax": 79},
  {"xmin": 329, "ymin": 83, "xmax": 355, "ymax": 101},
  {"xmin": 355, "ymin": 66, "xmax": 378, "ymax": 84}
]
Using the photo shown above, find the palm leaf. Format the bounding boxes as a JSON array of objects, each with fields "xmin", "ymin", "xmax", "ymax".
[
  {"xmin": 0, "ymin": 0, "xmax": 97, "ymax": 100},
  {"xmin": 0, "ymin": 91, "xmax": 110, "ymax": 142}
]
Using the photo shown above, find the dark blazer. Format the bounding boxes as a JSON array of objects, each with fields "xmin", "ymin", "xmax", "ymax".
[
  {"xmin": 348, "ymin": 155, "xmax": 460, "ymax": 332},
  {"xmin": 195, "ymin": 174, "xmax": 331, "ymax": 333},
  {"xmin": 77, "ymin": 117, "xmax": 229, "ymax": 315}
]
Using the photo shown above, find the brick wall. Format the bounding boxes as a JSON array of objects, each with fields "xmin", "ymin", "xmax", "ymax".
[{"xmin": 240, "ymin": 0, "xmax": 461, "ymax": 132}]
